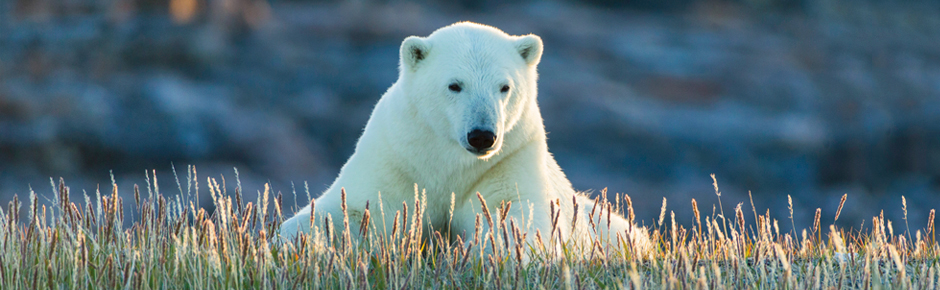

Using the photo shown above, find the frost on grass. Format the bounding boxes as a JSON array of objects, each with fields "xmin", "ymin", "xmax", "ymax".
[{"xmin": 0, "ymin": 168, "xmax": 937, "ymax": 289}]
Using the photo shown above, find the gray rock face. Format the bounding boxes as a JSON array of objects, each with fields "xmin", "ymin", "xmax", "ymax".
[{"xmin": 1, "ymin": 1, "xmax": 938, "ymax": 230}]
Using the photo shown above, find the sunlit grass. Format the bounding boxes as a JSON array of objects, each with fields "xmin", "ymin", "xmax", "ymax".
[{"xmin": 0, "ymin": 166, "xmax": 936, "ymax": 289}]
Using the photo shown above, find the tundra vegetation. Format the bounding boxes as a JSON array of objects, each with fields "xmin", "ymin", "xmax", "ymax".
[{"xmin": 0, "ymin": 167, "xmax": 936, "ymax": 289}]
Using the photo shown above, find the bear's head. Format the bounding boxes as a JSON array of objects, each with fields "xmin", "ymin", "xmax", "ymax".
[{"xmin": 398, "ymin": 22, "xmax": 543, "ymax": 160}]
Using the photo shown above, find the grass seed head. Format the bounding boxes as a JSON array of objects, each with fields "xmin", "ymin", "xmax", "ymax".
[
  {"xmin": 476, "ymin": 192, "xmax": 494, "ymax": 229},
  {"xmin": 658, "ymin": 197, "xmax": 667, "ymax": 227},
  {"xmin": 928, "ymin": 209, "xmax": 935, "ymax": 238},
  {"xmin": 835, "ymin": 194, "xmax": 847, "ymax": 223},
  {"xmin": 813, "ymin": 208, "xmax": 821, "ymax": 235},
  {"xmin": 359, "ymin": 201, "xmax": 371, "ymax": 237},
  {"xmin": 625, "ymin": 194, "xmax": 634, "ymax": 225},
  {"xmin": 710, "ymin": 173, "xmax": 720, "ymax": 197}
]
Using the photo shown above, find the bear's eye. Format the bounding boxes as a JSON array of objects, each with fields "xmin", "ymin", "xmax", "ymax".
[
  {"xmin": 448, "ymin": 83, "xmax": 462, "ymax": 93},
  {"xmin": 500, "ymin": 85, "xmax": 510, "ymax": 93}
]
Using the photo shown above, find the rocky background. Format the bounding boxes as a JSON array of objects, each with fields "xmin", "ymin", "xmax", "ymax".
[{"xmin": 1, "ymin": 0, "xmax": 939, "ymax": 231}]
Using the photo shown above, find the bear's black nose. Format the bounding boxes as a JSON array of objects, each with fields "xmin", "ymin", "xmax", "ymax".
[{"xmin": 467, "ymin": 129, "xmax": 496, "ymax": 150}]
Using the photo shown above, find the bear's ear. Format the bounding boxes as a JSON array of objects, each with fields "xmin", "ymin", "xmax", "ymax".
[
  {"xmin": 400, "ymin": 36, "xmax": 429, "ymax": 71},
  {"xmin": 515, "ymin": 34, "xmax": 543, "ymax": 66}
]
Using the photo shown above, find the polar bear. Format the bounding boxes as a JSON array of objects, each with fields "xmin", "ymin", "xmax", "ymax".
[{"xmin": 280, "ymin": 22, "xmax": 650, "ymax": 256}]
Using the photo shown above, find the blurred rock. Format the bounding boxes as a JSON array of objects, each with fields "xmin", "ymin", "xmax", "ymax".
[{"xmin": 0, "ymin": 0, "xmax": 938, "ymax": 231}]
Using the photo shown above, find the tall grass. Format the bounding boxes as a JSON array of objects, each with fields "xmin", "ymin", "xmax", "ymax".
[{"xmin": 0, "ymin": 167, "xmax": 937, "ymax": 289}]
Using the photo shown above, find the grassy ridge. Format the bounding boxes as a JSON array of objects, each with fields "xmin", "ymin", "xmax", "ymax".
[{"xmin": 0, "ymin": 167, "xmax": 937, "ymax": 289}]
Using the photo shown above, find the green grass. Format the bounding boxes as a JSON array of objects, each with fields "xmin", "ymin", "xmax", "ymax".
[{"xmin": 0, "ymin": 167, "xmax": 937, "ymax": 289}]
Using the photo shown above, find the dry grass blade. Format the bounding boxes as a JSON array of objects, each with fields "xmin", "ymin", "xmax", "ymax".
[
  {"xmin": 571, "ymin": 195, "xmax": 579, "ymax": 233},
  {"xmin": 691, "ymin": 199, "xmax": 701, "ymax": 237},
  {"xmin": 928, "ymin": 209, "xmax": 935, "ymax": 242}
]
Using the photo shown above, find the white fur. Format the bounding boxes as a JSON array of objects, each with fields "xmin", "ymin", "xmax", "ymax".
[{"xmin": 279, "ymin": 22, "xmax": 650, "ymax": 257}]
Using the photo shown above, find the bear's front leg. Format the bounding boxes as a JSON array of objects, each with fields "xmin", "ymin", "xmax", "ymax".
[
  {"xmin": 451, "ymin": 189, "xmax": 569, "ymax": 264},
  {"xmin": 278, "ymin": 186, "xmax": 371, "ymax": 243},
  {"xmin": 449, "ymin": 153, "xmax": 575, "ymax": 262}
]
